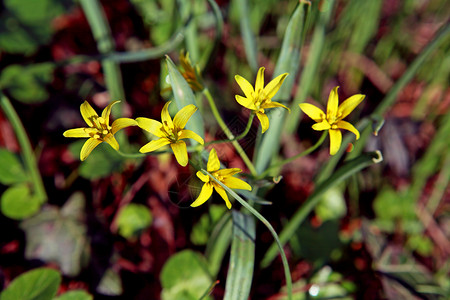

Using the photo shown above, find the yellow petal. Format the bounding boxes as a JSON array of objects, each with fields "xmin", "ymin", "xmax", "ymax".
[
  {"xmin": 173, "ymin": 104, "xmax": 197, "ymax": 130},
  {"xmin": 207, "ymin": 148, "xmax": 221, "ymax": 172},
  {"xmin": 101, "ymin": 100, "xmax": 120, "ymax": 127},
  {"xmin": 327, "ymin": 86, "xmax": 339, "ymax": 119},
  {"xmin": 235, "ymin": 75, "xmax": 254, "ymax": 99},
  {"xmin": 111, "ymin": 118, "xmax": 137, "ymax": 134},
  {"xmin": 235, "ymin": 95, "xmax": 256, "ymax": 110},
  {"xmin": 196, "ymin": 170, "xmax": 210, "ymax": 183},
  {"xmin": 63, "ymin": 128, "xmax": 90, "ymax": 138},
  {"xmin": 80, "ymin": 101, "xmax": 98, "ymax": 127},
  {"xmin": 190, "ymin": 182, "xmax": 213, "ymax": 207},
  {"xmin": 312, "ymin": 120, "xmax": 331, "ymax": 131},
  {"xmin": 255, "ymin": 67, "xmax": 265, "ymax": 92},
  {"xmin": 256, "ymin": 112, "xmax": 269, "ymax": 133},
  {"xmin": 263, "ymin": 72, "xmax": 288, "ymax": 99},
  {"xmin": 170, "ymin": 141, "xmax": 188, "ymax": 166},
  {"xmin": 329, "ymin": 129, "xmax": 342, "ymax": 155},
  {"xmin": 222, "ymin": 176, "xmax": 252, "ymax": 191},
  {"xmin": 338, "ymin": 94, "xmax": 365, "ymax": 119},
  {"xmin": 161, "ymin": 101, "xmax": 174, "ymax": 129},
  {"xmin": 262, "ymin": 101, "xmax": 290, "ymax": 112},
  {"xmin": 103, "ymin": 134, "xmax": 119, "ymax": 150},
  {"xmin": 337, "ymin": 120, "xmax": 360, "ymax": 139},
  {"xmin": 299, "ymin": 103, "xmax": 326, "ymax": 122},
  {"xmin": 136, "ymin": 117, "xmax": 164, "ymax": 137},
  {"xmin": 215, "ymin": 168, "xmax": 242, "ymax": 177},
  {"xmin": 80, "ymin": 138, "xmax": 102, "ymax": 161},
  {"xmin": 178, "ymin": 129, "xmax": 204, "ymax": 144},
  {"xmin": 139, "ymin": 138, "xmax": 170, "ymax": 153},
  {"xmin": 213, "ymin": 185, "xmax": 231, "ymax": 209}
]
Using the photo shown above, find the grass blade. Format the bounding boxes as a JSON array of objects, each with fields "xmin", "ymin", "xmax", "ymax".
[{"xmin": 205, "ymin": 212, "xmax": 232, "ymax": 278}]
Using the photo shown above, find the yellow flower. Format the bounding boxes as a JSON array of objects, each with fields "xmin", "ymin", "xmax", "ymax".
[
  {"xmin": 63, "ymin": 101, "xmax": 137, "ymax": 161},
  {"xmin": 191, "ymin": 148, "xmax": 252, "ymax": 209},
  {"xmin": 235, "ymin": 67, "xmax": 290, "ymax": 133},
  {"xmin": 136, "ymin": 101, "xmax": 204, "ymax": 167},
  {"xmin": 299, "ymin": 86, "xmax": 365, "ymax": 155},
  {"xmin": 179, "ymin": 50, "xmax": 204, "ymax": 92}
]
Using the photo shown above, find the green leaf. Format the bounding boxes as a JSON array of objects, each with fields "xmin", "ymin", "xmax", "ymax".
[
  {"xmin": 166, "ymin": 56, "xmax": 205, "ymax": 141},
  {"xmin": 96, "ymin": 268, "xmax": 123, "ymax": 296},
  {"xmin": 20, "ymin": 193, "xmax": 90, "ymax": 276},
  {"xmin": 69, "ymin": 141, "xmax": 126, "ymax": 180},
  {"xmin": 0, "ymin": 148, "xmax": 28, "ymax": 185},
  {"xmin": 224, "ymin": 211, "xmax": 255, "ymax": 300},
  {"xmin": 0, "ymin": 268, "xmax": 61, "ymax": 300},
  {"xmin": 191, "ymin": 205, "xmax": 227, "ymax": 245},
  {"xmin": 205, "ymin": 212, "xmax": 232, "ymax": 278},
  {"xmin": 160, "ymin": 250, "xmax": 213, "ymax": 300},
  {"xmin": 0, "ymin": 63, "xmax": 54, "ymax": 103},
  {"xmin": 117, "ymin": 203, "xmax": 153, "ymax": 239},
  {"xmin": 53, "ymin": 290, "xmax": 93, "ymax": 300},
  {"xmin": 315, "ymin": 186, "xmax": 347, "ymax": 221},
  {"xmin": 1, "ymin": 184, "xmax": 41, "ymax": 220}
]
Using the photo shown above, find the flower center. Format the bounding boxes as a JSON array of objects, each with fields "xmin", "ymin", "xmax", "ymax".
[
  {"xmin": 88, "ymin": 116, "xmax": 111, "ymax": 139},
  {"xmin": 162, "ymin": 121, "xmax": 178, "ymax": 142},
  {"xmin": 213, "ymin": 173, "xmax": 224, "ymax": 182}
]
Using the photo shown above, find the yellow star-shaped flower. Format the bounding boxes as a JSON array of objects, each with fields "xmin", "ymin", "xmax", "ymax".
[
  {"xmin": 63, "ymin": 101, "xmax": 137, "ymax": 161},
  {"xmin": 136, "ymin": 101, "xmax": 204, "ymax": 167},
  {"xmin": 299, "ymin": 86, "xmax": 365, "ymax": 155},
  {"xmin": 235, "ymin": 67, "xmax": 290, "ymax": 133},
  {"xmin": 191, "ymin": 148, "xmax": 252, "ymax": 209}
]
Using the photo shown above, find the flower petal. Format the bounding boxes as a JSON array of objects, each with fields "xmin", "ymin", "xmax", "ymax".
[
  {"xmin": 215, "ymin": 168, "xmax": 242, "ymax": 177},
  {"xmin": 178, "ymin": 129, "xmax": 204, "ymax": 144},
  {"xmin": 299, "ymin": 103, "xmax": 326, "ymax": 122},
  {"xmin": 262, "ymin": 101, "xmax": 290, "ymax": 112},
  {"xmin": 327, "ymin": 86, "xmax": 339, "ymax": 120},
  {"xmin": 213, "ymin": 184, "xmax": 231, "ymax": 209},
  {"xmin": 173, "ymin": 104, "xmax": 197, "ymax": 130},
  {"xmin": 337, "ymin": 120, "xmax": 360, "ymax": 139},
  {"xmin": 139, "ymin": 138, "xmax": 170, "ymax": 153},
  {"xmin": 235, "ymin": 95, "xmax": 256, "ymax": 110},
  {"xmin": 338, "ymin": 94, "xmax": 365, "ymax": 119},
  {"xmin": 161, "ymin": 101, "xmax": 174, "ymax": 129},
  {"xmin": 136, "ymin": 117, "xmax": 164, "ymax": 137},
  {"xmin": 222, "ymin": 176, "xmax": 252, "ymax": 191},
  {"xmin": 329, "ymin": 129, "xmax": 342, "ymax": 155},
  {"xmin": 103, "ymin": 134, "xmax": 119, "ymax": 150},
  {"xmin": 312, "ymin": 120, "xmax": 331, "ymax": 131},
  {"xmin": 256, "ymin": 112, "xmax": 269, "ymax": 133},
  {"xmin": 264, "ymin": 72, "xmax": 288, "ymax": 99},
  {"xmin": 101, "ymin": 100, "xmax": 120, "ymax": 127},
  {"xmin": 63, "ymin": 128, "xmax": 90, "ymax": 138},
  {"xmin": 170, "ymin": 141, "xmax": 188, "ymax": 166},
  {"xmin": 207, "ymin": 148, "xmax": 221, "ymax": 172},
  {"xmin": 255, "ymin": 67, "xmax": 265, "ymax": 92},
  {"xmin": 111, "ymin": 118, "xmax": 137, "ymax": 134},
  {"xmin": 235, "ymin": 75, "xmax": 254, "ymax": 99},
  {"xmin": 196, "ymin": 170, "xmax": 210, "ymax": 183},
  {"xmin": 80, "ymin": 138, "xmax": 102, "ymax": 161},
  {"xmin": 80, "ymin": 101, "xmax": 98, "ymax": 127},
  {"xmin": 190, "ymin": 182, "xmax": 213, "ymax": 207}
]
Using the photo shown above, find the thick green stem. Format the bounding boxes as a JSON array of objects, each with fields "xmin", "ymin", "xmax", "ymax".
[
  {"xmin": 203, "ymin": 88, "xmax": 257, "ymax": 176},
  {"xmin": 0, "ymin": 94, "xmax": 47, "ymax": 202}
]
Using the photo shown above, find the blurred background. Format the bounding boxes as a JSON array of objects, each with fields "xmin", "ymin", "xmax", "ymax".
[{"xmin": 0, "ymin": 0, "xmax": 449, "ymax": 299}]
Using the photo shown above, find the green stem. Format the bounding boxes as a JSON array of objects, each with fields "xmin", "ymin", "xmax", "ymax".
[
  {"xmin": 203, "ymin": 88, "xmax": 258, "ymax": 176},
  {"xmin": 0, "ymin": 94, "xmax": 47, "ymax": 202},
  {"xmin": 202, "ymin": 169, "xmax": 292, "ymax": 300},
  {"xmin": 259, "ymin": 131, "xmax": 328, "ymax": 178},
  {"xmin": 115, "ymin": 149, "xmax": 145, "ymax": 159},
  {"xmin": 202, "ymin": 113, "xmax": 255, "ymax": 147}
]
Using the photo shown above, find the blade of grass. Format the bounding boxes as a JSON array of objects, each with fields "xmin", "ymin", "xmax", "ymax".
[
  {"xmin": 202, "ymin": 170, "xmax": 293, "ymax": 300},
  {"xmin": 224, "ymin": 210, "xmax": 255, "ymax": 300},
  {"xmin": 261, "ymin": 151, "xmax": 383, "ymax": 268},
  {"xmin": 254, "ymin": 1, "xmax": 311, "ymax": 174},
  {"xmin": 284, "ymin": 0, "xmax": 336, "ymax": 134},
  {"xmin": 205, "ymin": 212, "xmax": 232, "ymax": 278}
]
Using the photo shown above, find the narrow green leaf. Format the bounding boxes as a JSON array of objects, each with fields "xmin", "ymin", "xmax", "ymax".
[
  {"xmin": 224, "ymin": 211, "xmax": 255, "ymax": 300},
  {"xmin": 205, "ymin": 212, "xmax": 232, "ymax": 278},
  {"xmin": 254, "ymin": 1, "xmax": 311, "ymax": 173},
  {"xmin": 0, "ymin": 268, "xmax": 61, "ymax": 300},
  {"xmin": 1, "ymin": 184, "xmax": 41, "ymax": 220},
  {"xmin": 166, "ymin": 56, "xmax": 205, "ymax": 140},
  {"xmin": 261, "ymin": 151, "xmax": 383, "ymax": 268},
  {"xmin": 0, "ymin": 148, "xmax": 29, "ymax": 185}
]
